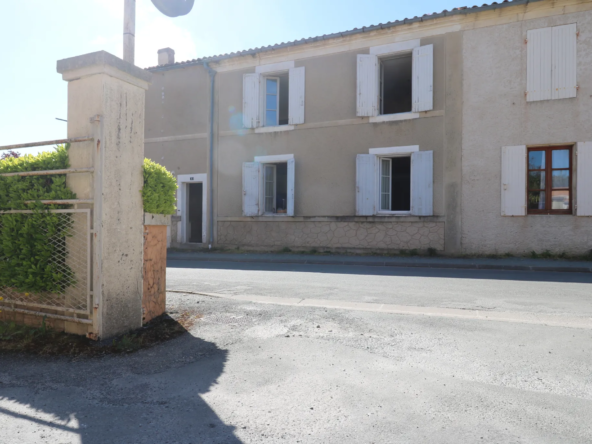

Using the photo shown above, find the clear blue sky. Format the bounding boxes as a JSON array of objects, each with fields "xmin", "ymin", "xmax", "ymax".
[{"xmin": 0, "ymin": 0, "xmax": 462, "ymax": 154}]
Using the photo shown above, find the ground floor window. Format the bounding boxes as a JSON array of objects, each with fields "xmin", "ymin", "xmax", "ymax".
[
  {"xmin": 263, "ymin": 163, "xmax": 288, "ymax": 214},
  {"xmin": 379, "ymin": 156, "xmax": 411, "ymax": 212},
  {"xmin": 527, "ymin": 145, "xmax": 572, "ymax": 214}
]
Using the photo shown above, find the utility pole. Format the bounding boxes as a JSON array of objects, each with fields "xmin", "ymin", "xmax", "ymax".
[{"xmin": 123, "ymin": 0, "xmax": 136, "ymax": 64}]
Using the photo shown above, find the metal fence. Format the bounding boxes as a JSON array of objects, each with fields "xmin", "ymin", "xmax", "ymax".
[{"xmin": 0, "ymin": 210, "xmax": 92, "ymax": 323}]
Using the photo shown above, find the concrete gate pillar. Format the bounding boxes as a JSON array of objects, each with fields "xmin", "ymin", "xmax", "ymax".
[{"xmin": 57, "ymin": 51, "xmax": 152, "ymax": 339}]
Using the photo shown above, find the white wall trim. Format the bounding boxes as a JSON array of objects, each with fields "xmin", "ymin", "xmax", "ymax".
[
  {"xmin": 176, "ymin": 173, "xmax": 207, "ymax": 244},
  {"xmin": 369, "ymin": 145, "xmax": 419, "ymax": 155},
  {"xmin": 369, "ymin": 112, "xmax": 420, "ymax": 123},
  {"xmin": 255, "ymin": 61, "xmax": 295, "ymax": 74},
  {"xmin": 254, "ymin": 125, "xmax": 295, "ymax": 134},
  {"xmin": 145, "ymin": 133, "xmax": 207, "ymax": 143},
  {"xmin": 254, "ymin": 154, "xmax": 294, "ymax": 163},
  {"xmin": 370, "ymin": 39, "xmax": 420, "ymax": 56}
]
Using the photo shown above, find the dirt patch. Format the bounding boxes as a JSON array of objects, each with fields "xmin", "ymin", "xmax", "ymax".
[{"xmin": 0, "ymin": 311, "xmax": 200, "ymax": 358}]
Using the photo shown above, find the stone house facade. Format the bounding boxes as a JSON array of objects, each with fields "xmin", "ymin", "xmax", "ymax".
[{"xmin": 144, "ymin": 0, "xmax": 592, "ymax": 255}]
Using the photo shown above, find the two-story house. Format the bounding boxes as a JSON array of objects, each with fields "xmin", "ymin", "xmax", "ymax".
[{"xmin": 145, "ymin": 0, "xmax": 592, "ymax": 255}]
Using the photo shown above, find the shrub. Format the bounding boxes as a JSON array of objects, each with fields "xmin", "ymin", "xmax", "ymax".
[
  {"xmin": 0, "ymin": 146, "xmax": 76, "ymax": 293},
  {"xmin": 142, "ymin": 159, "xmax": 177, "ymax": 215}
]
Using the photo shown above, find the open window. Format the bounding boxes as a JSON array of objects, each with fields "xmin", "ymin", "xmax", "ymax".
[
  {"xmin": 380, "ymin": 54, "xmax": 413, "ymax": 115},
  {"xmin": 242, "ymin": 156, "xmax": 295, "ymax": 216},
  {"xmin": 243, "ymin": 67, "xmax": 305, "ymax": 128},
  {"xmin": 357, "ymin": 44, "xmax": 433, "ymax": 117},
  {"xmin": 356, "ymin": 148, "xmax": 433, "ymax": 216}
]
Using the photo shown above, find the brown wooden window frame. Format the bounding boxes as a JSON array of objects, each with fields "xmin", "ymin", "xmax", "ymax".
[{"xmin": 527, "ymin": 145, "xmax": 573, "ymax": 215}]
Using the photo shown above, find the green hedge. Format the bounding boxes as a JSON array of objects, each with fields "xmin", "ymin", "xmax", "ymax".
[
  {"xmin": 0, "ymin": 145, "xmax": 76, "ymax": 293},
  {"xmin": 142, "ymin": 158, "xmax": 177, "ymax": 215}
]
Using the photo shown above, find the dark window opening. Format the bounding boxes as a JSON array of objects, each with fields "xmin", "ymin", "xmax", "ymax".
[
  {"xmin": 527, "ymin": 146, "xmax": 572, "ymax": 215},
  {"xmin": 381, "ymin": 54, "xmax": 413, "ymax": 115},
  {"xmin": 187, "ymin": 183, "xmax": 203, "ymax": 243},
  {"xmin": 278, "ymin": 72, "xmax": 289, "ymax": 125},
  {"xmin": 391, "ymin": 157, "xmax": 411, "ymax": 211},
  {"xmin": 263, "ymin": 162, "xmax": 288, "ymax": 214}
]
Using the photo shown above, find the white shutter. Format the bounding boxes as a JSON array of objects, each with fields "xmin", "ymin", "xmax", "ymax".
[
  {"xmin": 410, "ymin": 151, "xmax": 433, "ymax": 216},
  {"xmin": 288, "ymin": 67, "xmax": 305, "ymax": 125},
  {"xmin": 412, "ymin": 44, "xmax": 434, "ymax": 112},
  {"xmin": 552, "ymin": 24, "xmax": 577, "ymax": 100},
  {"xmin": 287, "ymin": 158, "xmax": 295, "ymax": 216},
  {"xmin": 527, "ymin": 27, "xmax": 553, "ymax": 102},
  {"xmin": 501, "ymin": 146, "xmax": 527, "ymax": 216},
  {"xmin": 242, "ymin": 162, "xmax": 260, "ymax": 216},
  {"xmin": 356, "ymin": 154, "xmax": 376, "ymax": 215},
  {"xmin": 356, "ymin": 55, "xmax": 379, "ymax": 117},
  {"xmin": 577, "ymin": 142, "xmax": 592, "ymax": 216},
  {"xmin": 243, "ymin": 73, "xmax": 260, "ymax": 128}
]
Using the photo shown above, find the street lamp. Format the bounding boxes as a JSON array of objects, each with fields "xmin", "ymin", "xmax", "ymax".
[{"xmin": 123, "ymin": 0, "xmax": 195, "ymax": 64}]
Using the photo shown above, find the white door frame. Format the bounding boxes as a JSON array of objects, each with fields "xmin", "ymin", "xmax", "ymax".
[{"xmin": 176, "ymin": 173, "xmax": 207, "ymax": 244}]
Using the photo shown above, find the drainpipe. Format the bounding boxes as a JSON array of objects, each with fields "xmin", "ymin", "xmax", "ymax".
[{"xmin": 203, "ymin": 61, "xmax": 216, "ymax": 249}]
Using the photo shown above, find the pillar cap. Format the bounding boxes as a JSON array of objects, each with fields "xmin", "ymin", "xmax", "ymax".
[{"xmin": 57, "ymin": 51, "xmax": 152, "ymax": 89}]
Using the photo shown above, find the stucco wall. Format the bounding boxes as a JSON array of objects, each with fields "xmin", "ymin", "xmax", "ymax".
[
  {"xmin": 461, "ymin": 10, "xmax": 592, "ymax": 254},
  {"xmin": 218, "ymin": 219, "xmax": 444, "ymax": 251}
]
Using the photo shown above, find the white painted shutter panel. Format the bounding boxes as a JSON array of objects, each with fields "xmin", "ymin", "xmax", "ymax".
[
  {"xmin": 412, "ymin": 44, "xmax": 434, "ymax": 113},
  {"xmin": 410, "ymin": 151, "xmax": 433, "ymax": 216},
  {"xmin": 288, "ymin": 67, "xmax": 305, "ymax": 125},
  {"xmin": 287, "ymin": 158, "xmax": 295, "ymax": 216},
  {"xmin": 527, "ymin": 27, "xmax": 553, "ymax": 102},
  {"xmin": 242, "ymin": 162, "xmax": 260, "ymax": 216},
  {"xmin": 577, "ymin": 142, "xmax": 592, "ymax": 216},
  {"xmin": 356, "ymin": 154, "xmax": 376, "ymax": 215},
  {"xmin": 242, "ymin": 73, "xmax": 260, "ymax": 128},
  {"xmin": 552, "ymin": 23, "xmax": 577, "ymax": 100},
  {"xmin": 501, "ymin": 146, "xmax": 527, "ymax": 216},
  {"xmin": 356, "ymin": 55, "xmax": 379, "ymax": 117}
]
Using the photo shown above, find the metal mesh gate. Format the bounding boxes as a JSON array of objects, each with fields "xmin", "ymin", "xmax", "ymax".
[{"xmin": 0, "ymin": 209, "xmax": 91, "ymax": 322}]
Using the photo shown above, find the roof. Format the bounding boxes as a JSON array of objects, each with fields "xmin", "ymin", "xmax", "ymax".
[{"xmin": 146, "ymin": 0, "xmax": 541, "ymax": 71}]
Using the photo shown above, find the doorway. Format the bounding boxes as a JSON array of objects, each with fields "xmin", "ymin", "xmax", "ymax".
[{"xmin": 187, "ymin": 183, "xmax": 203, "ymax": 243}]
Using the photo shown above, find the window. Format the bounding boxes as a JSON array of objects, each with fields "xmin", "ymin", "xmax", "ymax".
[
  {"xmin": 263, "ymin": 74, "xmax": 289, "ymax": 127},
  {"xmin": 380, "ymin": 54, "xmax": 412, "ymax": 115},
  {"xmin": 527, "ymin": 146, "xmax": 572, "ymax": 214},
  {"xmin": 242, "ymin": 65, "xmax": 305, "ymax": 129},
  {"xmin": 379, "ymin": 156, "xmax": 411, "ymax": 212},
  {"xmin": 263, "ymin": 163, "xmax": 288, "ymax": 213},
  {"xmin": 356, "ymin": 147, "xmax": 433, "ymax": 216},
  {"xmin": 242, "ymin": 155, "xmax": 295, "ymax": 216},
  {"xmin": 527, "ymin": 24, "xmax": 577, "ymax": 102},
  {"xmin": 356, "ymin": 44, "xmax": 433, "ymax": 117}
]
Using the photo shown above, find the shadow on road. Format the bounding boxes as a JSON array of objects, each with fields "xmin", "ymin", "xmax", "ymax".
[
  {"xmin": 167, "ymin": 258, "xmax": 592, "ymax": 284},
  {"xmin": 0, "ymin": 320, "xmax": 242, "ymax": 444}
]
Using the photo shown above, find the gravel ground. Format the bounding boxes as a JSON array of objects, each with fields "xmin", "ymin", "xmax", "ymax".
[{"xmin": 1, "ymin": 289, "xmax": 592, "ymax": 444}]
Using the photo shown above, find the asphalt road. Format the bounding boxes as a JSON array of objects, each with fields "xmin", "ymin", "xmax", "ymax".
[{"xmin": 1, "ymin": 261, "xmax": 592, "ymax": 443}]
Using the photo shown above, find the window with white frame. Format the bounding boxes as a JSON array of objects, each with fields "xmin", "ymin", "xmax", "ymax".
[
  {"xmin": 356, "ymin": 146, "xmax": 433, "ymax": 216},
  {"xmin": 243, "ymin": 62, "xmax": 305, "ymax": 129},
  {"xmin": 357, "ymin": 42, "xmax": 433, "ymax": 117},
  {"xmin": 242, "ymin": 155, "xmax": 295, "ymax": 216},
  {"xmin": 526, "ymin": 24, "xmax": 577, "ymax": 102}
]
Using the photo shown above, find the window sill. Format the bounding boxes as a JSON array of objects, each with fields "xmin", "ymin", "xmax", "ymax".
[
  {"xmin": 369, "ymin": 113, "xmax": 419, "ymax": 123},
  {"xmin": 376, "ymin": 211, "xmax": 412, "ymax": 216},
  {"xmin": 255, "ymin": 125, "xmax": 295, "ymax": 134}
]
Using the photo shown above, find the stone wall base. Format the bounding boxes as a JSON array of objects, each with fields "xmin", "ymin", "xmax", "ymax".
[
  {"xmin": 217, "ymin": 220, "xmax": 445, "ymax": 251},
  {"xmin": 0, "ymin": 308, "xmax": 91, "ymax": 336}
]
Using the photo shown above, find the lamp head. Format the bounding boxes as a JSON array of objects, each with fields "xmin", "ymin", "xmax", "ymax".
[{"xmin": 150, "ymin": 0, "xmax": 195, "ymax": 17}]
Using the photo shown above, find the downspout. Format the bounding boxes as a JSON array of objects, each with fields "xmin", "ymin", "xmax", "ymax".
[{"xmin": 203, "ymin": 61, "xmax": 216, "ymax": 248}]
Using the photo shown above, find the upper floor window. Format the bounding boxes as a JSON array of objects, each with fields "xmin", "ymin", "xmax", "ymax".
[
  {"xmin": 357, "ymin": 43, "xmax": 433, "ymax": 118},
  {"xmin": 526, "ymin": 24, "xmax": 577, "ymax": 102},
  {"xmin": 243, "ymin": 63, "xmax": 305, "ymax": 129}
]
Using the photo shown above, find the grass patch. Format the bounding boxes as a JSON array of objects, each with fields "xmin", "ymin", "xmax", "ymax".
[{"xmin": 0, "ymin": 311, "xmax": 199, "ymax": 358}]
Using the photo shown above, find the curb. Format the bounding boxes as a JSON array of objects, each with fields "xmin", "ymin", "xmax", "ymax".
[{"xmin": 167, "ymin": 255, "xmax": 592, "ymax": 274}]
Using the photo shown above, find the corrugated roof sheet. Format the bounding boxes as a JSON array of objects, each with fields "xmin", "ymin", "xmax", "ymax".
[{"xmin": 146, "ymin": 0, "xmax": 540, "ymax": 71}]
